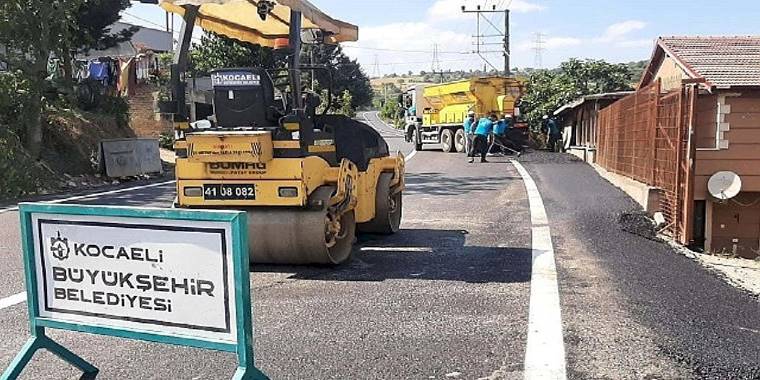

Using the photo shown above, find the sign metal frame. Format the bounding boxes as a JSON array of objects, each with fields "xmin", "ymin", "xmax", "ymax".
[{"xmin": 2, "ymin": 203, "xmax": 268, "ymax": 380}]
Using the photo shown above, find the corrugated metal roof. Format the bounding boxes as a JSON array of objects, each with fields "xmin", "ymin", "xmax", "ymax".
[
  {"xmin": 553, "ymin": 91, "xmax": 634, "ymax": 116},
  {"xmin": 77, "ymin": 40, "xmax": 138, "ymax": 60},
  {"xmin": 659, "ymin": 36, "xmax": 760, "ymax": 88},
  {"xmin": 112, "ymin": 22, "xmax": 173, "ymax": 53}
]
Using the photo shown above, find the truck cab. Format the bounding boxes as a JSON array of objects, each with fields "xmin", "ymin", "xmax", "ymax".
[{"xmin": 401, "ymin": 86, "xmax": 425, "ymax": 151}]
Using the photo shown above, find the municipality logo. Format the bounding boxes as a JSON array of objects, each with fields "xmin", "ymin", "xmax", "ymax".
[{"xmin": 49, "ymin": 231, "xmax": 70, "ymax": 261}]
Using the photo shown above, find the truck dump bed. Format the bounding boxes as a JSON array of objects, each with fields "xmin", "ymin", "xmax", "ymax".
[{"xmin": 422, "ymin": 76, "xmax": 524, "ymax": 126}]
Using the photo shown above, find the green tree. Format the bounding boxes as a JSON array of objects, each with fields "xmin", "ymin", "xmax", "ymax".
[
  {"xmin": 519, "ymin": 58, "xmax": 635, "ymax": 130},
  {"xmin": 55, "ymin": 0, "xmax": 136, "ymax": 92},
  {"xmin": 190, "ymin": 33, "xmax": 373, "ymax": 113},
  {"xmin": 0, "ymin": 0, "xmax": 83, "ymax": 158},
  {"xmin": 189, "ymin": 32, "xmax": 278, "ymax": 76},
  {"xmin": 73, "ymin": 0, "xmax": 137, "ymax": 53},
  {"xmin": 310, "ymin": 44, "xmax": 373, "ymax": 112},
  {"xmin": 339, "ymin": 90, "xmax": 354, "ymax": 117}
]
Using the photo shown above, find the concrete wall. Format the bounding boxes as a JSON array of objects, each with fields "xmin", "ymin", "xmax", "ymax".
[
  {"xmin": 592, "ymin": 164, "xmax": 661, "ymax": 214},
  {"xmin": 128, "ymin": 83, "xmax": 172, "ymax": 138}
]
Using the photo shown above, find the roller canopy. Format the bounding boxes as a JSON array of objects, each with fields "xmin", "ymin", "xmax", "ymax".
[{"xmin": 160, "ymin": 0, "xmax": 358, "ymax": 47}]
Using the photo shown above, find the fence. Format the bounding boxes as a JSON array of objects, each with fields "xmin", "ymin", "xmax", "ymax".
[{"xmin": 597, "ymin": 79, "xmax": 696, "ymax": 244}]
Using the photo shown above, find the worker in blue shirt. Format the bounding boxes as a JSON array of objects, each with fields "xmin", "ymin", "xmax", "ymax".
[
  {"xmin": 493, "ymin": 114, "xmax": 522, "ymax": 156},
  {"xmin": 469, "ymin": 113, "xmax": 498, "ymax": 163},
  {"xmin": 493, "ymin": 114, "xmax": 511, "ymax": 135},
  {"xmin": 462, "ymin": 111, "xmax": 476, "ymax": 155},
  {"xmin": 544, "ymin": 115, "xmax": 562, "ymax": 152}
]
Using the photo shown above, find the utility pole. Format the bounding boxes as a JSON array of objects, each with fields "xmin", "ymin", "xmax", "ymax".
[
  {"xmin": 431, "ymin": 43, "xmax": 444, "ymax": 83},
  {"xmin": 504, "ymin": 9, "xmax": 510, "ymax": 76},
  {"xmin": 461, "ymin": 4, "xmax": 511, "ymax": 76},
  {"xmin": 533, "ymin": 32, "xmax": 546, "ymax": 69},
  {"xmin": 372, "ymin": 54, "xmax": 381, "ymax": 78}
]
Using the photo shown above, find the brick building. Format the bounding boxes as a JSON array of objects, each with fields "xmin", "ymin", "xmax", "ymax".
[{"xmin": 598, "ymin": 36, "xmax": 760, "ymax": 257}]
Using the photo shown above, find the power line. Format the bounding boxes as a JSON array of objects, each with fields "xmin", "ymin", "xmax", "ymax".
[
  {"xmin": 462, "ymin": 4, "xmax": 511, "ymax": 75},
  {"xmin": 341, "ymin": 45, "xmax": 467, "ymax": 55},
  {"xmin": 374, "ymin": 58, "xmax": 472, "ymax": 67},
  {"xmin": 121, "ymin": 11, "xmax": 202, "ymax": 44},
  {"xmin": 121, "ymin": 11, "xmax": 168, "ymax": 31}
]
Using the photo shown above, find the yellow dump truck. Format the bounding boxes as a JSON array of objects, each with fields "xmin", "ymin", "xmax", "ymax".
[{"xmin": 403, "ymin": 77, "xmax": 525, "ymax": 152}]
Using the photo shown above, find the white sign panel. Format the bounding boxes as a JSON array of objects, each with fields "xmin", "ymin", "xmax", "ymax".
[
  {"xmin": 30, "ymin": 213, "xmax": 237, "ymax": 344},
  {"xmin": 211, "ymin": 71, "xmax": 261, "ymax": 87}
]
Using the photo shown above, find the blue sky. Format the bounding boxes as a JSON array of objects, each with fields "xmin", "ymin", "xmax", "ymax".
[{"xmin": 124, "ymin": 1, "xmax": 760, "ymax": 76}]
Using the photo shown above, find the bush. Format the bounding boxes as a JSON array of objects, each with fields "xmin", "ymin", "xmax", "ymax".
[
  {"xmin": 97, "ymin": 95, "xmax": 130, "ymax": 129},
  {"xmin": 379, "ymin": 98, "xmax": 401, "ymax": 127},
  {"xmin": 0, "ymin": 71, "xmax": 34, "ymax": 137},
  {"xmin": 0, "ymin": 128, "xmax": 53, "ymax": 199},
  {"xmin": 159, "ymin": 132, "xmax": 175, "ymax": 150}
]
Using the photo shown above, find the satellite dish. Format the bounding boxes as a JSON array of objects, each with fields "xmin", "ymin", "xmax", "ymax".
[{"xmin": 708, "ymin": 171, "xmax": 742, "ymax": 200}]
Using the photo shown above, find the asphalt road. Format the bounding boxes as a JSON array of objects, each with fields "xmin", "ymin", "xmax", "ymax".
[{"xmin": 0, "ymin": 114, "xmax": 759, "ymax": 379}]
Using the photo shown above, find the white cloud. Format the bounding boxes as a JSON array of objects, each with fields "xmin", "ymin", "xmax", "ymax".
[
  {"xmin": 342, "ymin": 22, "xmax": 474, "ymax": 76},
  {"xmin": 428, "ymin": 0, "xmax": 545, "ymax": 21},
  {"xmin": 614, "ymin": 39, "xmax": 654, "ymax": 48},
  {"xmin": 351, "ymin": 22, "xmax": 470, "ymax": 51},
  {"xmin": 544, "ymin": 37, "xmax": 583, "ymax": 49},
  {"xmin": 509, "ymin": 0, "xmax": 547, "ymax": 13},
  {"xmin": 516, "ymin": 36, "xmax": 582, "ymax": 52},
  {"xmin": 596, "ymin": 20, "xmax": 647, "ymax": 42},
  {"xmin": 514, "ymin": 20, "xmax": 647, "ymax": 53}
]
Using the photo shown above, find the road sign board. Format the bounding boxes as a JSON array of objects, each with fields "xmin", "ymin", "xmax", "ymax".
[
  {"xmin": 2, "ymin": 203, "xmax": 268, "ymax": 380},
  {"xmin": 33, "ymin": 213, "xmax": 237, "ymax": 343}
]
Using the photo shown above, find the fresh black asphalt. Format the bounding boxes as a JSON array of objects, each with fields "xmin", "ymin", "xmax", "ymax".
[
  {"xmin": 525, "ymin": 151, "xmax": 760, "ymax": 379},
  {"xmin": 0, "ymin": 115, "xmax": 759, "ymax": 379}
]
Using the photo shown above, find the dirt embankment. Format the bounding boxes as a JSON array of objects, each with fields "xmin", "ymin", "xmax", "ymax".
[
  {"xmin": 42, "ymin": 109, "xmax": 135, "ymax": 176},
  {"xmin": 0, "ymin": 109, "xmax": 145, "ymax": 201}
]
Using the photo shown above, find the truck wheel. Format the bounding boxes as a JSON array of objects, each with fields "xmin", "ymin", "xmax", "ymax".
[
  {"xmin": 441, "ymin": 128, "xmax": 455, "ymax": 153},
  {"xmin": 454, "ymin": 129, "xmax": 466, "ymax": 153},
  {"xmin": 411, "ymin": 128, "xmax": 423, "ymax": 151}
]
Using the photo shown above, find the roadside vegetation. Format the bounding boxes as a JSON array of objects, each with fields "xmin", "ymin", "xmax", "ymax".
[
  {"xmin": 519, "ymin": 58, "xmax": 635, "ymax": 130},
  {"xmin": 0, "ymin": 0, "xmax": 135, "ymax": 199},
  {"xmin": 371, "ymin": 59, "xmax": 643, "ymax": 130}
]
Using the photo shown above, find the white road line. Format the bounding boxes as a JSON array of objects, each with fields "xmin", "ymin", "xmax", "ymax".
[
  {"xmin": 363, "ymin": 111, "xmax": 404, "ymax": 137},
  {"xmin": 512, "ymin": 160, "xmax": 567, "ymax": 380},
  {"xmin": 0, "ymin": 180, "xmax": 176, "ymax": 215},
  {"xmin": 361, "ymin": 111, "xmax": 416, "ymax": 160},
  {"xmin": 360, "ymin": 246, "xmax": 432, "ymax": 252},
  {"xmin": 0, "ymin": 292, "xmax": 26, "ymax": 311}
]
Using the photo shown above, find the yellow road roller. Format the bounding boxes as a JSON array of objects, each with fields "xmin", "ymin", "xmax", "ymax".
[{"xmin": 155, "ymin": 0, "xmax": 404, "ymax": 265}]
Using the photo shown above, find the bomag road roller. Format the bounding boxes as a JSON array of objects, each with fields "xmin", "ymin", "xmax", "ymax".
[{"xmin": 154, "ymin": 0, "xmax": 405, "ymax": 265}]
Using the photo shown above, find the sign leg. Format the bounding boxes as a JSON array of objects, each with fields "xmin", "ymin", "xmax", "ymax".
[
  {"xmin": 1, "ymin": 337, "xmax": 40, "ymax": 380},
  {"xmin": 0, "ymin": 333, "xmax": 98, "ymax": 380},
  {"xmin": 232, "ymin": 366, "xmax": 269, "ymax": 380},
  {"xmin": 39, "ymin": 334, "xmax": 99, "ymax": 376}
]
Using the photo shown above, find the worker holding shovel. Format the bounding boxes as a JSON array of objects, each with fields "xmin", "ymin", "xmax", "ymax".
[{"xmin": 463, "ymin": 111, "xmax": 476, "ymax": 157}]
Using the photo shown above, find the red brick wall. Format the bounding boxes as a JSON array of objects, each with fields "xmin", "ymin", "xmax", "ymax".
[{"xmin": 128, "ymin": 83, "xmax": 172, "ymax": 138}]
